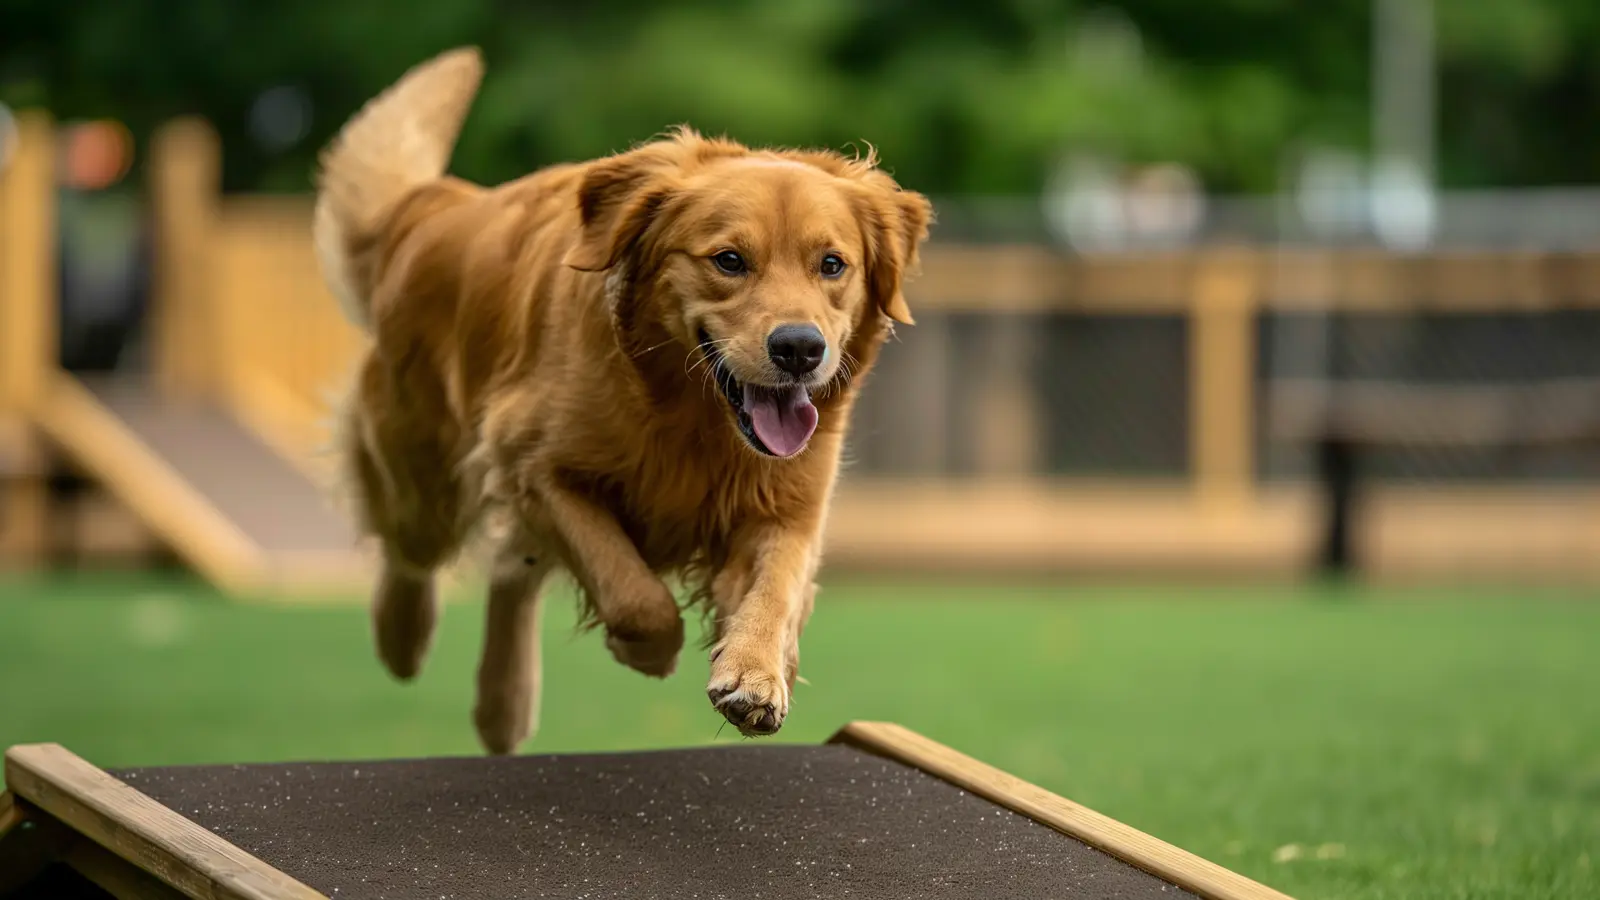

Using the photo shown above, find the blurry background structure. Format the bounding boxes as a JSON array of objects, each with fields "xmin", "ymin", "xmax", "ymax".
[{"xmin": 7, "ymin": 0, "xmax": 1600, "ymax": 587}]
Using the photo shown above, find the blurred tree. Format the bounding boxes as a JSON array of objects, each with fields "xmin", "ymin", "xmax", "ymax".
[{"xmin": 1, "ymin": 0, "xmax": 1596, "ymax": 195}]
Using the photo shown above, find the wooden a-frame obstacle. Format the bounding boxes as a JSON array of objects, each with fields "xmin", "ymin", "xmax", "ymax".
[
  {"xmin": 0, "ymin": 722, "xmax": 1294, "ymax": 900},
  {"xmin": 0, "ymin": 111, "xmax": 371, "ymax": 597}
]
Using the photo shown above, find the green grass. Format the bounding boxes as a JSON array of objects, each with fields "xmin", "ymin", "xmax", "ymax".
[{"xmin": 1, "ymin": 573, "xmax": 1597, "ymax": 899}]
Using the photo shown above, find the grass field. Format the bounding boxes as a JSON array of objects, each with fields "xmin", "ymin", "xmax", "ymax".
[{"xmin": 1, "ymin": 572, "xmax": 1596, "ymax": 899}]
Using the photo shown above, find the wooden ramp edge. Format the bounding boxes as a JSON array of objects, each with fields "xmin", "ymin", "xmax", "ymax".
[
  {"xmin": 3, "ymin": 743, "xmax": 326, "ymax": 900},
  {"xmin": 31, "ymin": 374, "xmax": 268, "ymax": 593},
  {"xmin": 830, "ymin": 721, "xmax": 1296, "ymax": 900},
  {"xmin": 29, "ymin": 374, "xmax": 374, "ymax": 598}
]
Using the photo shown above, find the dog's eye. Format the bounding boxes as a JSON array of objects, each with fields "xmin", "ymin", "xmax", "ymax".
[
  {"xmin": 819, "ymin": 254, "xmax": 847, "ymax": 279},
  {"xmin": 712, "ymin": 250, "xmax": 747, "ymax": 275}
]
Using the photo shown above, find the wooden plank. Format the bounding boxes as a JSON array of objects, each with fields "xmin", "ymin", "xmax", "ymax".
[
  {"xmin": 1189, "ymin": 253, "xmax": 1259, "ymax": 512},
  {"xmin": 1267, "ymin": 377, "xmax": 1600, "ymax": 447},
  {"xmin": 1073, "ymin": 251, "xmax": 1197, "ymax": 311},
  {"xmin": 909, "ymin": 244, "xmax": 1072, "ymax": 313},
  {"xmin": 1544, "ymin": 252, "xmax": 1600, "ymax": 307},
  {"xmin": 226, "ymin": 369, "xmax": 344, "ymax": 483},
  {"xmin": 1414, "ymin": 252, "xmax": 1549, "ymax": 311},
  {"xmin": 896, "ymin": 245, "xmax": 1205, "ymax": 314},
  {"xmin": 0, "ymin": 791, "xmax": 22, "ymax": 840},
  {"xmin": 0, "ymin": 419, "xmax": 49, "ymax": 562},
  {"xmin": 898, "ymin": 245, "xmax": 1600, "ymax": 313},
  {"xmin": 4, "ymin": 743, "xmax": 327, "ymax": 900},
  {"xmin": 66, "ymin": 837, "xmax": 190, "ymax": 900},
  {"xmin": 149, "ymin": 117, "xmax": 222, "ymax": 400},
  {"xmin": 32, "ymin": 374, "xmax": 267, "ymax": 593},
  {"xmin": 830, "ymin": 721, "xmax": 1296, "ymax": 900},
  {"xmin": 0, "ymin": 111, "xmax": 55, "ymax": 417}
]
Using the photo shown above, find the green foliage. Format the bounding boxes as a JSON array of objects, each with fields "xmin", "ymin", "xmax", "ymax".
[{"xmin": 2, "ymin": 0, "xmax": 1597, "ymax": 194}]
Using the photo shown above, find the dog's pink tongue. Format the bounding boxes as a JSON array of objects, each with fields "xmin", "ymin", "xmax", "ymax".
[{"xmin": 745, "ymin": 385, "xmax": 818, "ymax": 457}]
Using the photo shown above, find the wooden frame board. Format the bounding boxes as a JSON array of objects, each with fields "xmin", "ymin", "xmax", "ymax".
[
  {"xmin": 830, "ymin": 721, "xmax": 1294, "ymax": 900},
  {"xmin": 3, "ymin": 744, "xmax": 325, "ymax": 900},
  {"xmin": 2, "ymin": 726, "xmax": 1294, "ymax": 900}
]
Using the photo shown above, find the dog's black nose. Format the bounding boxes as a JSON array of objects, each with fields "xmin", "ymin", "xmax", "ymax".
[{"xmin": 767, "ymin": 324, "xmax": 827, "ymax": 377}]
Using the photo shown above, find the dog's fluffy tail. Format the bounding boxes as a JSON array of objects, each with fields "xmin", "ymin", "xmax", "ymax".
[{"xmin": 313, "ymin": 46, "xmax": 484, "ymax": 329}]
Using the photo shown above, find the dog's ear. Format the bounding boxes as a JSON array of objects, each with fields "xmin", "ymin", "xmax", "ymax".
[
  {"xmin": 855, "ymin": 183, "xmax": 933, "ymax": 326},
  {"xmin": 563, "ymin": 147, "xmax": 681, "ymax": 272}
]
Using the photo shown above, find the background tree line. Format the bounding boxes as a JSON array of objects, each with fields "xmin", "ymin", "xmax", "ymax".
[{"xmin": 3, "ymin": 0, "xmax": 1597, "ymax": 196}]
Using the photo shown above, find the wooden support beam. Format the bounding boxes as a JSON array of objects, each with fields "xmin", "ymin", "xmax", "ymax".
[
  {"xmin": 4, "ymin": 743, "xmax": 327, "ymax": 900},
  {"xmin": 149, "ymin": 117, "xmax": 222, "ymax": 400},
  {"xmin": 0, "ymin": 112, "xmax": 56, "ymax": 565},
  {"xmin": 1188, "ymin": 252, "xmax": 1260, "ymax": 513},
  {"xmin": 0, "ymin": 110, "xmax": 55, "ymax": 416}
]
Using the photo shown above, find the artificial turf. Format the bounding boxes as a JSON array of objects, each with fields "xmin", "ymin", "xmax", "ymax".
[{"xmin": 0, "ymin": 572, "xmax": 1595, "ymax": 900}]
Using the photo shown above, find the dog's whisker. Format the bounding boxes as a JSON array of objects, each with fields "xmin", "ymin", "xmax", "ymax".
[
  {"xmin": 684, "ymin": 338, "xmax": 736, "ymax": 381},
  {"xmin": 630, "ymin": 337, "xmax": 678, "ymax": 360}
]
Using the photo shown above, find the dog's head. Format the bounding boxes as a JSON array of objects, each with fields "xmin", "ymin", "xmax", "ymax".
[{"xmin": 563, "ymin": 128, "xmax": 932, "ymax": 459}]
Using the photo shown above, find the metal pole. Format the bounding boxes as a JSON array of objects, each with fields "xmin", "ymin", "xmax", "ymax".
[{"xmin": 1374, "ymin": 0, "xmax": 1434, "ymax": 182}]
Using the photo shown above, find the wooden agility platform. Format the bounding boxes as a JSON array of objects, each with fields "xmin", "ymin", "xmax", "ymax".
[
  {"xmin": 0, "ymin": 723, "xmax": 1291, "ymax": 900},
  {"xmin": 27, "ymin": 375, "xmax": 369, "ymax": 596}
]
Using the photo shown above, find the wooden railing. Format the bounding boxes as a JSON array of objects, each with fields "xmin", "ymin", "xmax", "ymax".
[
  {"xmin": 129, "ymin": 117, "xmax": 1600, "ymax": 580},
  {"xmin": 8, "ymin": 111, "xmax": 1600, "ymax": 580},
  {"xmin": 147, "ymin": 119, "xmax": 366, "ymax": 466}
]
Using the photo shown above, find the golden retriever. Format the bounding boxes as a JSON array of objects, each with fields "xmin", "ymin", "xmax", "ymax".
[{"xmin": 312, "ymin": 47, "xmax": 931, "ymax": 753}]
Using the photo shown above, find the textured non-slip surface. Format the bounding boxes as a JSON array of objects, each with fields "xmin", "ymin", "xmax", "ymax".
[{"xmin": 115, "ymin": 744, "xmax": 1194, "ymax": 900}]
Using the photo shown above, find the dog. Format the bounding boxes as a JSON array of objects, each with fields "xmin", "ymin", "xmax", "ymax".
[{"xmin": 312, "ymin": 47, "xmax": 931, "ymax": 753}]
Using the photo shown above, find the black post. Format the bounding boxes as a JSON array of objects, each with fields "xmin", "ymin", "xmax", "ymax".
[{"xmin": 1315, "ymin": 435, "xmax": 1357, "ymax": 577}]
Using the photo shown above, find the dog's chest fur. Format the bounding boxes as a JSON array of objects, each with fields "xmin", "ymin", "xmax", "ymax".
[{"xmin": 562, "ymin": 403, "xmax": 838, "ymax": 576}]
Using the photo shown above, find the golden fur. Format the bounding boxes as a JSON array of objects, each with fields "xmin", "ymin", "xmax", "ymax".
[{"xmin": 314, "ymin": 47, "xmax": 931, "ymax": 753}]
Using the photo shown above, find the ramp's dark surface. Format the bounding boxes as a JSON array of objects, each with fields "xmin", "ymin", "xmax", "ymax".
[
  {"xmin": 81, "ymin": 378, "xmax": 355, "ymax": 555},
  {"xmin": 115, "ymin": 744, "xmax": 1193, "ymax": 900}
]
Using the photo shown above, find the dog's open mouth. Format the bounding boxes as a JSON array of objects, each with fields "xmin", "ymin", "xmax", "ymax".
[{"xmin": 698, "ymin": 329, "xmax": 819, "ymax": 458}]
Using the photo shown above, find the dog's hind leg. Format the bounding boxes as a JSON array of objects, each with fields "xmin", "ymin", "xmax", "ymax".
[
  {"xmin": 343, "ymin": 391, "xmax": 468, "ymax": 682},
  {"xmin": 473, "ymin": 534, "xmax": 554, "ymax": 754}
]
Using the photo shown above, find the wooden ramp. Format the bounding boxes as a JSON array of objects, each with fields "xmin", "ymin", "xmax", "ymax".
[
  {"xmin": 30, "ymin": 374, "xmax": 369, "ymax": 596},
  {"xmin": 0, "ymin": 723, "xmax": 1293, "ymax": 900}
]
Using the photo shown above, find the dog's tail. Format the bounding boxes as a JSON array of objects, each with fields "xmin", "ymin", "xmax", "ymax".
[{"xmin": 312, "ymin": 46, "xmax": 484, "ymax": 329}]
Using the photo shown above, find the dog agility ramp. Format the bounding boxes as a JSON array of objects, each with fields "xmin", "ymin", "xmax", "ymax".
[
  {"xmin": 0, "ymin": 722, "xmax": 1294, "ymax": 900},
  {"xmin": 30, "ymin": 374, "xmax": 367, "ymax": 594}
]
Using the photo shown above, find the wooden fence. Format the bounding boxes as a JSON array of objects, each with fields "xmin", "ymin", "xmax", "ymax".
[{"xmin": 8, "ymin": 112, "xmax": 1600, "ymax": 581}]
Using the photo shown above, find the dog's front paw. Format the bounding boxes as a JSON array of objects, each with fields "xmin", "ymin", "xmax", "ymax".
[
  {"xmin": 707, "ymin": 641, "xmax": 789, "ymax": 736},
  {"xmin": 605, "ymin": 616, "xmax": 684, "ymax": 678}
]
